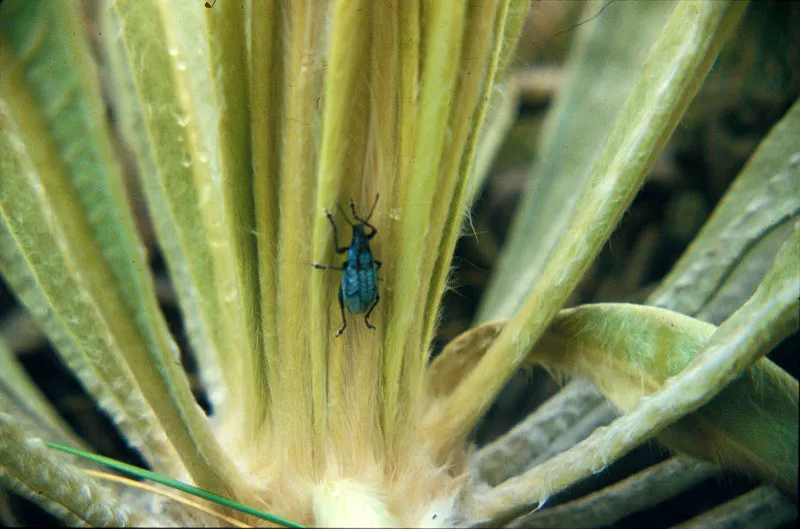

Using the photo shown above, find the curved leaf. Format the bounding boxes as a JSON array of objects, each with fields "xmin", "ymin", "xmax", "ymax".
[
  {"xmin": 475, "ymin": 226, "xmax": 799, "ymax": 522},
  {"xmin": 532, "ymin": 303, "xmax": 798, "ymax": 495},
  {"xmin": 431, "ymin": 303, "xmax": 796, "ymax": 500}
]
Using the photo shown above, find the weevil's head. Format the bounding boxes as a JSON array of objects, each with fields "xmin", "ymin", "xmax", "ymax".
[{"xmin": 352, "ymin": 221, "xmax": 368, "ymax": 239}]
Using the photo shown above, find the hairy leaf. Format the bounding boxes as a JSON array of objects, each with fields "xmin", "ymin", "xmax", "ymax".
[
  {"xmin": 650, "ymin": 99, "xmax": 800, "ymax": 322},
  {"xmin": 476, "ymin": 225, "xmax": 799, "ymax": 522},
  {"xmin": 478, "ymin": 0, "xmax": 676, "ymax": 321},
  {"xmin": 103, "ymin": 0, "xmax": 264, "ymax": 434},
  {"xmin": 427, "ymin": 0, "xmax": 749, "ymax": 460},
  {"xmin": 1, "ymin": 0, "xmax": 241, "ymax": 495},
  {"xmin": 0, "ymin": 413, "xmax": 150, "ymax": 527}
]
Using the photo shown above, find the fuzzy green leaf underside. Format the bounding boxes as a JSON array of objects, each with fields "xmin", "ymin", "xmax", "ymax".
[
  {"xmin": 0, "ymin": 413, "xmax": 149, "ymax": 527},
  {"xmin": 0, "ymin": 82, "xmax": 180, "ymax": 476},
  {"xmin": 476, "ymin": 224, "xmax": 798, "ymax": 522},
  {"xmin": 430, "ymin": 302, "xmax": 798, "ymax": 498},
  {"xmin": 104, "ymin": 0, "xmax": 245, "ymax": 419},
  {"xmin": 650, "ymin": 98, "xmax": 800, "ymax": 322},
  {"xmin": 535, "ymin": 303, "xmax": 799, "ymax": 495}
]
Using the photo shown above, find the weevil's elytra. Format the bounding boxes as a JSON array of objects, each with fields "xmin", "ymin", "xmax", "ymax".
[{"xmin": 313, "ymin": 194, "xmax": 382, "ymax": 337}]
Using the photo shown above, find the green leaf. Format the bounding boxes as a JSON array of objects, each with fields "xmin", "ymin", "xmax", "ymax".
[
  {"xmin": 429, "ymin": 302, "xmax": 797, "ymax": 499},
  {"xmin": 511, "ymin": 456, "xmax": 718, "ymax": 528},
  {"xmin": 421, "ymin": 0, "xmax": 521, "ymax": 353},
  {"xmin": 0, "ymin": 0, "xmax": 242, "ymax": 496},
  {"xmin": 649, "ymin": 99, "xmax": 800, "ymax": 322},
  {"xmin": 0, "ymin": 413, "xmax": 151, "ymax": 527},
  {"xmin": 427, "ymin": 0, "xmax": 749, "ymax": 460},
  {"xmin": 0, "ymin": 72, "xmax": 180, "ymax": 475},
  {"xmin": 382, "ymin": 0, "xmax": 469, "ymax": 443},
  {"xmin": 247, "ymin": 0, "xmax": 282, "ymax": 438},
  {"xmin": 202, "ymin": 0, "xmax": 263, "ymax": 435},
  {"xmin": 532, "ymin": 303, "xmax": 798, "ymax": 496},
  {"xmin": 468, "ymin": 83, "xmax": 521, "ymax": 202},
  {"xmin": 494, "ymin": 0, "xmax": 531, "ymax": 79},
  {"xmin": 103, "ymin": 0, "xmax": 265, "ymax": 434},
  {"xmin": 478, "ymin": 0, "xmax": 677, "ymax": 322}
]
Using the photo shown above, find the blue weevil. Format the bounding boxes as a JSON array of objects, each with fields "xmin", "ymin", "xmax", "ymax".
[{"xmin": 313, "ymin": 194, "xmax": 382, "ymax": 337}]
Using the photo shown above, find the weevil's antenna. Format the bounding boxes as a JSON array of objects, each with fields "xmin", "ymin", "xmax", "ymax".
[
  {"xmin": 336, "ymin": 202, "xmax": 352, "ymax": 225},
  {"xmin": 365, "ymin": 193, "xmax": 380, "ymax": 222},
  {"xmin": 352, "ymin": 193, "xmax": 380, "ymax": 223}
]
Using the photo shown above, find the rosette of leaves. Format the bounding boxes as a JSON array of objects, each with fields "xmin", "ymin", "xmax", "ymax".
[{"xmin": 0, "ymin": 0, "xmax": 797, "ymax": 527}]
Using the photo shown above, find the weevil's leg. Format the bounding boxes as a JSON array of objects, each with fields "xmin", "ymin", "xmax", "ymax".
[
  {"xmin": 374, "ymin": 260, "xmax": 382, "ymax": 269},
  {"xmin": 312, "ymin": 263, "xmax": 346, "ymax": 270},
  {"xmin": 325, "ymin": 210, "xmax": 349, "ymax": 253},
  {"xmin": 364, "ymin": 293, "xmax": 380, "ymax": 331},
  {"xmin": 336, "ymin": 289, "xmax": 347, "ymax": 337},
  {"xmin": 364, "ymin": 222, "xmax": 378, "ymax": 239}
]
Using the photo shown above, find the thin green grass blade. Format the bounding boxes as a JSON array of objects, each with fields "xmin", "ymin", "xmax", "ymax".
[{"xmin": 45, "ymin": 441, "xmax": 305, "ymax": 529}]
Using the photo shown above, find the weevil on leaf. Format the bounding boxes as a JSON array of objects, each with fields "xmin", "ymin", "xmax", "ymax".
[{"xmin": 314, "ymin": 194, "xmax": 382, "ymax": 337}]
